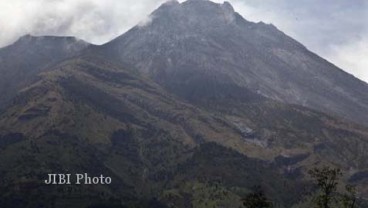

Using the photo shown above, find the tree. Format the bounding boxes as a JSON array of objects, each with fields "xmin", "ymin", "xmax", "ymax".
[
  {"xmin": 308, "ymin": 166, "xmax": 342, "ymax": 208},
  {"xmin": 341, "ymin": 185, "xmax": 357, "ymax": 208},
  {"xmin": 242, "ymin": 186, "xmax": 273, "ymax": 208}
]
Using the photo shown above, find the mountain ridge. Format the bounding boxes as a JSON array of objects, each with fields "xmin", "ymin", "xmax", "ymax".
[
  {"xmin": 0, "ymin": 34, "xmax": 90, "ymax": 108},
  {"xmin": 0, "ymin": 56, "xmax": 311, "ymax": 207},
  {"xmin": 98, "ymin": 0, "xmax": 368, "ymax": 126},
  {"xmin": 1, "ymin": 54, "xmax": 368, "ymax": 206},
  {"xmin": 1, "ymin": 0, "xmax": 368, "ymax": 206}
]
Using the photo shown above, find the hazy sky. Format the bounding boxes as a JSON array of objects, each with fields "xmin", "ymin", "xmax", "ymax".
[{"xmin": 0, "ymin": 0, "xmax": 367, "ymax": 82}]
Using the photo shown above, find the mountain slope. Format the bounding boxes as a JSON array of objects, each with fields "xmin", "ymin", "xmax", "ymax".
[
  {"xmin": 99, "ymin": 0, "xmax": 368, "ymax": 126},
  {"xmin": 1, "ymin": 0, "xmax": 368, "ymax": 206},
  {"xmin": 1, "ymin": 55, "xmax": 368, "ymax": 206},
  {"xmin": 0, "ymin": 35, "xmax": 90, "ymax": 108},
  {"xmin": 0, "ymin": 56, "xmax": 310, "ymax": 207}
]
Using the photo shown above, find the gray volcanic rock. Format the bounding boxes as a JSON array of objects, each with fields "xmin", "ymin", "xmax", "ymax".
[
  {"xmin": 0, "ymin": 35, "xmax": 90, "ymax": 108},
  {"xmin": 101, "ymin": 0, "xmax": 368, "ymax": 126}
]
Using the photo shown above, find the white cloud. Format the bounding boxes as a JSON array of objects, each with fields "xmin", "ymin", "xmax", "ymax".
[
  {"xmin": 326, "ymin": 37, "xmax": 368, "ymax": 81},
  {"xmin": 221, "ymin": 0, "xmax": 368, "ymax": 82},
  {"xmin": 0, "ymin": 0, "xmax": 167, "ymax": 46},
  {"xmin": 137, "ymin": 14, "xmax": 154, "ymax": 27}
]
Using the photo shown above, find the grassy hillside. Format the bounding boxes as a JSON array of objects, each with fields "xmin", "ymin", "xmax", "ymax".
[{"xmin": 0, "ymin": 56, "xmax": 368, "ymax": 207}]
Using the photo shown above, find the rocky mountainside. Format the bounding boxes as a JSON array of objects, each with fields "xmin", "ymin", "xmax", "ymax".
[
  {"xmin": 100, "ymin": 0, "xmax": 368, "ymax": 126},
  {"xmin": 0, "ymin": 0, "xmax": 368, "ymax": 207},
  {"xmin": 0, "ymin": 35, "xmax": 89, "ymax": 108},
  {"xmin": 0, "ymin": 56, "xmax": 307, "ymax": 207},
  {"xmin": 1, "ymin": 55, "xmax": 368, "ymax": 207}
]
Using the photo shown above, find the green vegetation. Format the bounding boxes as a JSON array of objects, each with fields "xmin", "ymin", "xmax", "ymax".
[
  {"xmin": 341, "ymin": 185, "xmax": 358, "ymax": 208},
  {"xmin": 242, "ymin": 187, "xmax": 273, "ymax": 208},
  {"xmin": 0, "ymin": 57, "xmax": 367, "ymax": 207},
  {"xmin": 307, "ymin": 166, "xmax": 360, "ymax": 208},
  {"xmin": 308, "ymin": 166, "xmax": 342, "ymax": 208}
]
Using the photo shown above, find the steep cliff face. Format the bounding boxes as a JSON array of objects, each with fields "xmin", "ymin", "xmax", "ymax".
[{"xmin": 101, "ymin": 0, "xmax": 368, "ymax": 126}]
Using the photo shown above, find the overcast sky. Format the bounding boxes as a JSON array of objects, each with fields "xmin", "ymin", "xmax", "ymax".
[{"xmin": 0, "ymin": 0, "xmax": 367, "ymax": 82}]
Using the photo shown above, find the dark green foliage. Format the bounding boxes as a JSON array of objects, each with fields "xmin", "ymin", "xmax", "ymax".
[
  {"xmin": 307, "ymin": 167, "xmax": 364, "ymax": 208},
  {"xmin": 0, "ymin": 51, "xmax": 368, "ymax": 208},
  {"xmin": 341, "ymin": 185, "xmax": 357, "ymax": 208},
  {"xmin": 176, "ymin": 143, "xmax": 308, "ymax": 207},
  {"xmin": 242, "ymin": 187, "xmax": 273, "ymax": 208},
  {"xmin": 147, "ymin": 198, "xmax": 168, "ymax": 208},
  {"xmin": 60, "ymin": 76, "xmax": 141, "ymax": 125},
  {"xmin": 308, "ymin": 166, "xmax": 342, "ymax": 208}
]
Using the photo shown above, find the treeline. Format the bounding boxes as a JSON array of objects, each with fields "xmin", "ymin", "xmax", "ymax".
[{"xmin": 242, "ymin": 166, "xmax": 363, "ymax": 208}]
